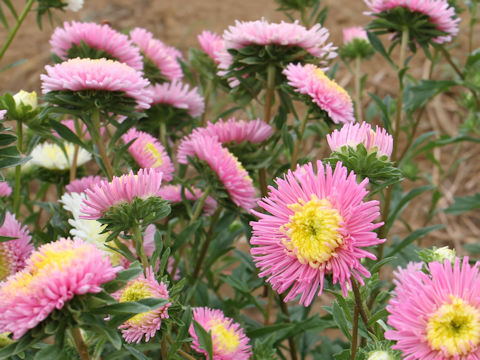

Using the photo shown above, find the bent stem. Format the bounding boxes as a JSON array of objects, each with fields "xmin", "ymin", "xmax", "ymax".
[
  {"xmin": 354, "ymin": 56, "xmax": 363, "ymax": 123},
  {"xmin": 290, "ymin": 111, "xmax": 309, "ymax": 170},
  {"xmin": 91, "ymin": 108, "xmax": 114, "ymax": 180},
  {"xmin": 70, "ymin": 327, "xmax": 90, "ymax": 360},
  {"xmin": 133, "ymin": 222, "xmax": 149, "ymax": 270},
  {"xmin": 13, "ymin": 120, "xmax": 23, "ymax": 215}
]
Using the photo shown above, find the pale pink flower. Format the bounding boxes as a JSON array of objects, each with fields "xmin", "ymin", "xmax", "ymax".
[
  {"xmin": 150, "ymin": 82, "xmax": 205, "ymax": 118},
  {"xmin": 65, "ymin": 175, "xmax": 107, "ymax": 194},
  {"xmin": 343, "ymin": 26, "xmax": 369, "ymax": 44},
  {"xmin": 0, "ymin": 238, "xmax": 119, "ymax": 339},
  {"xmin": 327, "ymin": 122, "xmax": 393, "ymax": 158},
  {"xmin": 202, "ymin": 118, "xmax": 273, "ymax": 144},
  {"xmin": 364, "ymin": 0, "xmax": 460, "ymax": 43},
  {"xmin": 189, "ymin": 307, "xmax": 252, "ymax": 360},
  {"xmin": 41, "ymin": 58, "xmax": 153, "ymax": 110},
  {"xmin": 0, "ymin": 181, "xmax": 12, "ymax": 197},
  {"xmin": 198, "ymin": 31, "xmax": 224, "ymax": 64},
  {"xmin": 122, "ymin": 128, "xmax": 175, "ymax": 181},
  {"xmin": 178, "ymin": 132, "xmax": 257, "ymax": 211},
  {"xmin": 250, "ymin": 161, "xmax": 383, "ymax": 306},
  {"xmin": 283, "ymin": 63, "xmax": 355, "ymax": 124},
  {"xmin": 130, "ymin": 27, "xmax": 183, "ymax": 81},
  {"xmin": 0, "ymin": 110, "xmax": 6, "ymax": 120},
  {"xmin": 50, "ymin": 21, "xmax": 143, "ymax": 70},
  {"xmin": 0, "ymin": 212, "xmax": 33, "ymax": 281},
  {"xmin": 81, "ymin": 168, "xmax": 163, "ymax": 220},
  {"xmin": 158, "ymin": 184, "xmax": 217, "ymax": 216},
  {"xmin": 386, "ymin": 258, "xmax": 480, "ymax": 359},
  {"xmin": 113, "ymin": 267, "xmax": 170, "ymax": 343}
]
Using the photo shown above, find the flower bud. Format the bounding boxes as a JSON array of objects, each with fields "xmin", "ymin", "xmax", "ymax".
[
  {"xmin": 13, "ymin": 90, "xmax": 37, "ymax": 110},
  {"xmin": 368, "ymin": 350, "xmax": 394, "ymax": 360},
  {"xmin": 432, "ymin": 246, "xmax": 456, "ymax": 263}
]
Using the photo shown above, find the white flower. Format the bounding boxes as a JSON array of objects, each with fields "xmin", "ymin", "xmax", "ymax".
[
  {"xmin": 368, "ymin": 351, "xmax": 394, "ymax": 360},
  {"xmin": 30, "ymin": 142, "xmax": 91, "ymax": 170},
  {"xmin": 432, "ymin": 246, "xmax": 456, "ymax": 263},
  {"xmin": 65, "ymin": 0, "xmax": 84, "ymax": 12},
  {"xmin": 13, "ymin": 90, "xmax": 37, "ymax": 110}
]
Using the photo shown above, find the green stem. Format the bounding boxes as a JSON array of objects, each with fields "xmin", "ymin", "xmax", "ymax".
[
  {"xmin": 354, "ymin": 56, "xmax": 363, "ymax": 123},
  {"xmin": 264, "ymin": 64, "xmax": 276, "ymax": 124},
  {"xmin": 133, "ymin": 223, "xmax": 149, "ymax": 270},
  {"xmin": 190, "ymin": 185, "xmax": 212, "ymax": 224},
  {"xmin": 159, "ymin": 120, "xmax": 167, "ymax": 148},
  {"xmin": 290, "ymin": 112, "xmax": 309, "ymax": 170},
  {"xmin": 200, "ymin": 79, "xmax": 214, "ymax": 126},
  {"xmin": 278, "ymin": 296, "xmax": 298, "ymax": 360},
  {"xmin": 0, "ymin": 0, "xmax": 35, "ymax": 61},
  {"xmin": 192, "ymin": 207, "xmax": 221, "ymax": 280},
  {"xmin": 91, "ymin": 108, "xmax": 114, "ymax": 180},
  {"xmin": 351, "ymin": 304, "xmax": 359, "ymax": 360},
  {"xmin": 70, "ymin": 327, "xmax": 90, "ymax": 360},
  {"xmin": 13, "ymin": 120, "xmax": 23, "ymax": 215},
  {"xmin": 351, "ymin": 279, "xmax": 374, "ymax": 334},
  {"xmin": 265, "ymin": 287, "xmax": 274, "ymax": 325}
]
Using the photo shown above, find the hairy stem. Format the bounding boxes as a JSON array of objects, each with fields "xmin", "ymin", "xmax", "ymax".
[
  {"xmin": 290, "ymin": 111, "xmax": 309, "ymax": 170},
  {"xmin": 351, "ymin": 304, "xmax": 359, "ymax": 360},
  {"xmin": 351, "ymin": 279, "xmax": 374, "ymax": 334},
  {"xmin": 70, "ymin": 327, "xmax": 90, "ymax": 360},
  {"xmin": 133, "ymin": 222, "xmax": 149, "ymax": 270},
  {"xmin": 264, "ymin": 64, "xmax": 276, "ymax": 124},
  {"xmin": 91, "ymin": 108, "xmax": 114, "ymax": 180},
  {"xmin": 354, "ymin": 56, "xmax": 363, "ymax": 123},
  {"xmin": 13, "ymin": 120, "xmax": 23, "ymax": 215}
]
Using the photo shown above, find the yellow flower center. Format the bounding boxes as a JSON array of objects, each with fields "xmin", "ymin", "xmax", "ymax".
[
  {"xmin": 119, "ymin": 281, "xmax": 154, "ymax": 325},
  {"xmin": 232, "ymin": 153, "xmax": 253, "ymax": 183},
  {"xmin": 209, "ymin": 319, "xmax": 240, "ymax": 353},
  {"xmin": 314, "ymin": 69, "xmax": 351, "ymax": 102},
  {"xmin": 144, "ymin": 142, "xmax": 163, "ymax": 167},
  {"xmin": 0, "ymin": 250, "xmax": 10, "ymax": 281},
  {"xmin": 426, "ymin": 297, "xmax": 480, "ymax": 356},
  {"xmin": 1, "ymin": 270, "xmax": 34, "ymax": 295},
  {"xmin": 30, "ymin": 247, "xmax": 79, "ymax": 273},
  {"xmin": 282, "ymin": 196, "xmax": 343, "ymax": 267}
]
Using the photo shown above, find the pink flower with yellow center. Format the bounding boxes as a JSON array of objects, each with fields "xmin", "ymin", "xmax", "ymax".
[
  {"xmin": 112, "ymin": 267, "xmax": 170, "ymax": 343},
  {"xmin": 130, "ymin": 27, "xmax": 183, "ymax": 82},
  {"xmin": 189, "ymin": 307, "xmax": 252, "ymax": 360},
  {"xmin": 0, "ymin": 238, "xmax": 119, "ymax": 339},
  {"xmin": 202, "ymin": 118, "xmax": 273, "ymax": 144},
  {"xmin": 66, "ymin": 175, "xmax": 107, "ymax": 194},
  {"xmin": 250, "ymin": 160, "xmax": 383, "ymax": 306},
  {"xmin": 81, "ymin": 168, "xmax": 163, "ymax": 220},
  {"xmin": 158, "ymin": 184, "xmax": 217, "ymax": 216},
  {"xmin": 41, "ymin": 58, "xmax": 153, "ymax": 110},
  {"xmin": 178, "ymin": 132, "xmax": 257, "ymax": 212},
  {"xmin": 327, "ymin": 122, "xmax": 393, "ymax": 159},
  {"xmin": 198, "ymin": 30, "xmax": 224, "ymax": 65},
  {"xmin": 283, "ymin": 63, "xmax": 355, "ymax": 124},
  {"xmin": 0, "ymin": 212, "xmax": 33, "ymax": 282},
  {"xmin": 386, "ymin": 258, "xmax": 480, "ymax": 359},
  {"xmin": 150, "ymin": 81, "xmax": 205, "ymax": 118},
  {"xmin": 343, "ymin": 26, "xmax": 369, "ymax": 44},
  {"xmin": 0, "ymin": 181, "xmax": 12, "ymax": 197},
  {"xmin": 122, "ymin": 128, "xmax": 175, "ymax": 181},
  {"xmin": 50, "ymin": 21, "xmax": 143, "ymax": 70}
]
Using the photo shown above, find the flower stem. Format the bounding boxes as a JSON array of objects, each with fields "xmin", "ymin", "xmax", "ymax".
[
  {"xmin": 13, "ymin": 120, "xmax": 23, "ymax": 215},
  {"xmin": 70, "ymin": 145, "xmax": 80, "ymax": 182},
  {"xmin": 133, "ymin": 222, "xmax": 149, "ymax": 270},
  {"xmin": 290, "ymin": 111, "xmax": 309, "ymax": 170},
  {"xmin": 190, "ymin": 185, "xmax": 212, "ymax": 224},
  {"xmin": 350, "ymin": 304, "xmax": 359, "ymax": 360},
  {"xmin": 91, "ymin": 108, "xmax": 114, "ymax": 180},
  {"xmin": 354, "ymin": 56, "xmax": 363, "ymax": 123},
  {"xmin": 0, "ymin": 0, "xmax": 35, "ymax": 61},
  {"xmin": 264, "ymin": 64, "xmax": 276, "ymax": 124},
  {"xmin": 265, "ymin": 287, "xmax": 274, "ymax": 325},
  {"xmin": 200, "ymin": 78, "xmax": 214, "ymax": 126},
  {"xmin": 70, "ymin": 327, "xmax": 90, "ymax": 360},
  {"xmin": 278, "ymin": 296, "xmax": 298, "ymax": 360},
  {"xmin": 192, "ymin": 207, "xmax": 221, "ymax": 280},
  {"xmin": 159, "ymin": 120, "xmax": 167, "ymax": 149},
  {"xmin": 351, "ymin": 279, "xmax": 374, "ymax": 334}
]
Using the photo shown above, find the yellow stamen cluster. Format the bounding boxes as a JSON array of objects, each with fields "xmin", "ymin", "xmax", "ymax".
[
  {"xmin": 144, "ymin": 142, "xmax": 163, "ymax": 167},
  {"xmin": 282, "ymin": 196, "xmax": 343, "ymax": 267},
  {"xmin": 427, "ymin": 296, "xmax": 480, "ymax": 356},
  {"xmin": 119, "ymin": 281, "xmax": 154, "ymax": 325},
  {"xmin": 314, "ymin": 69, "xmax": 351, "ymax": 102},
  {"xmin": 209, "ymin": 319, "xmax": 240, "ymax": 353}
]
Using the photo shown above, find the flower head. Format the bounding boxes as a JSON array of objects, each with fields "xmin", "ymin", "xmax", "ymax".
[
  {"xmin": 50, "ymin": 21, "xmax": 143, "ymax": 70},
  {"xmin": 13, "ymin": 90, "xmax": 37, "ymax": 109},
  {"xmin": 112, "ymin": 267, "xmax": 170, "ymax": 343},
  {"xmin": 30, "ymin": 142, "xmax": 91, "ymax": 170},
  {"xmin": 178, "ymin": 132, "xmax": 257, "ymax": 211},
  {"xmin": 0, "ymin": 238, "xmax": 119, "ymax": 339},
  {"xmin": 198, "ymin": 31, "xmax": 224, "ymax": 64},
  {"xmin": 386, "ymin": 258, "xmax": 480, "ymax": 359},
  {"xmin": 41, "ymin": 58, "xmax": 152, "ymax": 110},
  {"xmin": 0, "ymin": 182, "xmax": 12, "ymax": 197},
  {"xmin": 367, "ymin": 350, "xmax": 395, "ymax": 360},
  {"xmin": 0, "ymin": 110, "xmax": 6, "ymax": 120},
  {"xmin": 343, "ymin": 26, "xmax": 369, "ymax": 44},
  {"xmin": 158, "ymin": 184, "xmax": 217, "ymax": 216},
  {"xmin": 66, "ymin": 175, "xmax": 107, "ymax": 194},
  {"xmin": 0, "ymin": 212, "xmax": 33, "ymax": 281},
  {"xmin": 327, "ymin": 122, "xmax": 393, "ymax": 159},
  {"xmin": 150, "ymin": 81, "xmax": 205, "ymax": 118},
  {"xmin": 202, "ymin": 118, "xmax": 273, "ymax": 144},
  {"xmin": 250, "ymin": 160, "xmax": 383, "ymax": 305},
  {"xmin": 130, "ymin": 27, "xmax": 183, "ymax": 82},
  {"xmin": 283, "ymin": 63, "xmax": 355, "ymax": 124},
  {"xmin": 65, "ymin": 0, "xmax": 83, "ymax": 11},
  {"xmin": 189, "ymin": 307, "xmax": 252, "ymax": 360},
  {"xmin": 81, "ymin": 168, "xmax": 163, "ymax": 220},
  {"xmin": 122, "ymin": 128, "xmax": 175, "ymax": 181}
]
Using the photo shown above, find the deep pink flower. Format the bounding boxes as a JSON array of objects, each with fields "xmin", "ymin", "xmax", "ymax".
[
  {"xmin": 65, "ymin": 175, "xmax": 107, "ymax": 194},
  {"xmin": 250, "ymin": 160, "xmax": 383, "ymax": 306},
  {"xmin": 283, "ymin": 63, "xmax": 355, "ymax": 124},
  {"xmin": 81, "ymin": 168, "xmax": 163, "ymax": 220},
  {"xmin": 386, "ymin": 258, "xmax": 480, "ymax": 359},
  {"xmin": 201, "ymin": 118, "xmax": 273, "ymax": 144},
  {"xmin": 0, "ymin": 181, "xmax": 12, "ymax": 197},
  {"xmin": 41, "ymin": 58, "xmax": 153, "ymax": 110},
  {"xmin": 50, "ymin": 21, "xmax": 143, "ymax": 70},
  {"xmin": 158, "ymin": 184, "xmax": 217, "ymax": 216},
  {"xmin": 189, "ymin": 307, "xmax": 252, "ymax": 360},
  {"xmin": 178, "ymin": 132, "xmax": 257, "ymax": 211},
  {"xmin": 150, "ymin": 81, "xmax": 205, "ymax": 118},
  {"xmin": 112, "ymin": 267, "xmax": 170, "ymax": 343},
  {"xmin": 343, "ymin": 26, "xmax": 369, "ymax": 44},
  {"xmin": 130, "ymin": 27, "xmax": 183, "ymax": 81},
  {"xmin": 0, "ymin": 238, "xmax": 119, "ymax": 339},
  {"xmin": 0, "ymin": 212, "xmax": 33, "ymax": 281},
  {"xmin": 122, "ymin": 128, "xmax": 175, "ymax": 181},
  {"xmin": 198, "ymin": 31, "xmax": 224, "ymax": 64}
]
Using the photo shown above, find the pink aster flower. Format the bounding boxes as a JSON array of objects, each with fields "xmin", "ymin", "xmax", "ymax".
[
  {"xmin": 41, "ymin": 58, "xmax": 153, "ymax": 110},
  {"xmin": 283, "ymin": 63, "xmax": 355, "ymax": 124},
  {"xmin": 122, "ymin": 128, "xmax": 175, "ymax": 181},
  {"xmin": 158, "ymin": 184, "xmax": 217, "ymax": 216},
  {"xmin": 364, "ymin": 0, "xmax": 459, "ymax": 44},
  {"xmin": 343, "ymin": 26, "xmax": 369, "ymax": 44},
  {"xmin": 0, "ymin": 110, "xmax": 6, "ymax": 120},
  {"xmin": 0, "ymin": 212, "xmax": 33, "ymax": 281},
  {"xmin": 130, "ymin": 27, "xmax": 183, "ymax": 82},
  {"xmin": 250, "ymin": 160, "xmax": 383, "ymax": 306},
  {"xmin": 50, "ymin": 21, "xmax": 143, "ymax": 71},
  {"xmin": 386, "ymin": 258, "xmax": 480, "ymax": 359},
  {"xmin": 65, "ymin": 175, "xmax": 107, "ymax": 194},
  {"xmin": 198, "ymin": 30, "xmax": 224, "ymax": 64},
  {"xmin": 0, "ymin": 181, "xmax": 12, "ymax": 197},
  {"xmin": 112, "ymin": 267, "xmax": 170, "ymax": 343},
  {"xmin": 150, "ymin": 81, "xmax": 205, "ymax": 118},
  {"xmin": 189, "ymin": 307, "xmax": 252, "ymax": 360},
  {"xmin": 218, "ymin": 18, "xmax": 336, "ymax": 70},
  {"xmin": 81, "ymin": 168, "xmax": 163, "ymax": 220},
  {"xmin": 327, "ymin": 122, "xmax": 393, "ymax": 159},
  {"xmin": 0, "ymin": 238, "xmax": 119, "ymax": 339},
  {"xmin": 202, "ymin": 118, "xmax": 273, "ymax": 144},
  {"xmin": 178, "ymin": 132, "xmax": 257, "ymax": 211}
]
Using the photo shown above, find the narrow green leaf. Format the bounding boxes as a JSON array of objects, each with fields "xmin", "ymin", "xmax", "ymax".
[
  {"xmin": 193, "ymin": 320, "xmax": 213, "ymax": 359},
  {"xmin": 387, "ymin": 224, "xmax": 445, "ymax": 257}
]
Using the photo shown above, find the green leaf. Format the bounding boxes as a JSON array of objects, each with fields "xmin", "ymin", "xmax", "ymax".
[
  {"xmin": 387, "ymin": 224, "xmax": 445, "ymax": 257},
  {"xmin": 444, "ymin": 193, "xmax": 480, "ymax": 215},
  {"xmin": 367, "ymin": 31, "xmax": 396, "ymax": 68},
  {"xmin": 193, "ymin": 320, "xmax": 213, "ymax": 359},
  {"xmin": 91, "ymin": 297, "xmax": 169, "ymax": 315},
  {"xmin": 33, "ymin": 344, "xmax": 62, "ymax": 360},
  {"xmin": 49, "ymin": 120, "xmax": 86, "ymax": 149},
  {"xmin": 332, "ymin": 301, "xmax": 351, "ymax": 341}
]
